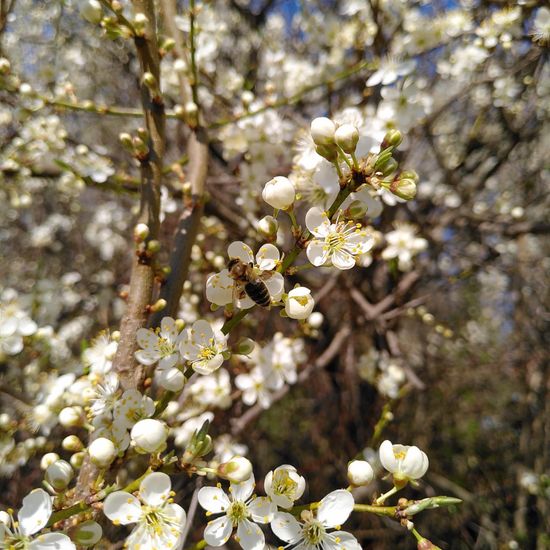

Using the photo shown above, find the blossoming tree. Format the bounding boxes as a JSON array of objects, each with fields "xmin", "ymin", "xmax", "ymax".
[{"xmin": 0, "ymin": 0, "xmax": 548, "ymax": 548}]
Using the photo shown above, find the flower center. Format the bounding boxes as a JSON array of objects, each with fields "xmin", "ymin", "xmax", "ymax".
[
  {"xmin": 302, "ymin": 519, "xmax": 325, "ymax": 545},
  {"xmin": 157, "ymin": 337, "xmax": 175, "ymax": 357},
  {"xmin": 273, "ymin": 471, "xmax": 297, "ymax": 497},
  {"xmin": 227, "ymin": 501, "xmax": 249, "ymax": 525},
  {"xmin": 198, "ymin": 346, "xmax": 216, "ymax": 361},
  {"xmin": 326, "ymin": 231, "xmax": 345, "ymax": 251},
  {"xmin": 142, "ymin": 506, "xmax": 180, "ymax": 538}
]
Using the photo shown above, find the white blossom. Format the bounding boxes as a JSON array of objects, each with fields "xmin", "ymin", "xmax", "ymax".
[
  {"xmin": 103, "ymin": 472, "xmax": 186, "ymax": 550},
  {"xmin": 379, "ymin": 440, "xmax": 429, "ymax": 483},
  {"xmin": 180, "ymin": 319, "xmax": 228, "ymax": 375},
  {"xmin": 264, "ymin": 465, "xmax": 306, "ymax": 509},
  {"xmin": 198, "ymin": 475, "xmax": 276, "ymax": 550}
]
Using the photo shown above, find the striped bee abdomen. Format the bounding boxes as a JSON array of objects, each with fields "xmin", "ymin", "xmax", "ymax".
[{"xmin": 245, "ymin": 281, "xmax": 271, "ymax": 307}]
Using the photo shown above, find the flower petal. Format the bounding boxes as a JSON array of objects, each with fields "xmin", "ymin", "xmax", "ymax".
[
  {"xmin": 236, "ymin": 518, "xmax": 264, "ymax": 550},
  {"xmin": 28, "ymin": 532, "xmax": 76, "ymax": 550},
  {"xmin": 160, "ymin": 317, "xmax": 179, "ymax": 341},
  {"xmin": 331, "ymin": 249, "xmax": 356, "ymax": 270},
  {"xmin": 270, "ymin": 512, "xmax": 302, "ymax": 544},
  {"xmin": 255, "ymin": 244, "xmax": 280, "ymax": 270},
  {"xmin": 379, "ymin": 440, "xmax": 398, "ymax": 473},
  {"xmin": 263, "ymin": 272, "xmax": 284, "ymax": 302},
  {"xmin": 305, "ymin": 207, "xmax": 330, "ymax": 236},
  {"xmin": 317, "ymin": 489, "xmax": 354, "ymax": 528},
  {"xmin": 228, "ymin": 241, "xmax": 254, "ymax": 263},
  {"xmin": 325, "ymin": 530, "xmax": 362, "ymax": 550},
  {"xmin": 306, "ymin": 240, "xmax": 330, "ymax": 267},
  {"xmin": 140, "ymin": 472, "xmax": 172, "ymax": 507},
  {"xmin": 198, "ymin": 487, "xmax": 231, "ymax": 514},
  {"xmin": 247, "ymin": 497, "xmax": 276, "ymax": 524},
  {"xmin": 19, "ymin": 488, "xmax": 52, "ymax": 536},
  {"xmin": 206, "ymin": 271, "xmax": 234, "ymax": 306},
  {"xmin": 103, "ymin": 491, "xmax": 142, "ymax": 525},
  {"xmin": 204, "ymin": 515, "xmax": 233, "ymax": 547},
  {"xmin": 193, "ymin": 354, "xmax": 224, "ymax": 375},
  {"xmin": 230, "ymin": 475, "xmax": 255, "ymax": 502}
]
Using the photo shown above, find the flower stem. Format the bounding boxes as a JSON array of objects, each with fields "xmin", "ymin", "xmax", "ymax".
[{"xmin": 376, "ymin": 485, "xmax": 399, "ymax": 505}]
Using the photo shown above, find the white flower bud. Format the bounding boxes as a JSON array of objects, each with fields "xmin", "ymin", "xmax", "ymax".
[
  {"xmin": 40, "ymin": 452, "xmax": 60, "ymax": 471},
  {"xmin": 335, "ymin": 124, "xmax": 359, "ymax": 154},
  {"xmin": 262, "ymin": 176, "xmax": 295, "ymax": 210},
  {"xmin": 45, "ymin": 460, "xmax": 74, "ymax": 491},
  {"xmin": 310, "ymin": 117, "xmax": 336, "ymax": 146},
  {"xmin": 62, "ymin": 435, "xmax": 83, "ymax": 452},
  {"xmin": 131, "ymin": 419, "xmax": 169, "ymax": 454},
  {"xmin": 89, "ymin": 437, "xmax": 117, "ymax": 468},
  {"xmin": 58, "ymin": 406, "xmax": 84, "ymax": 428},
  {"xmin": 157, "ymin": 367, "xmax": 185, "ymax": 391},
  {"xmin": 307, "ymin": 311, "xmax": 324, "ymax": 328},
  {"xmin": 74, "ymin": 520, "xmax": 103, "ymax": 547},
  {"xmin": 217, "ymin": 456, "xmax": 253, "ymax": 483},
  {"xmin": 134, "ymin": 223, "xmax": 150, "ymax": 242},
  {"xmin": 81, "ymin": 0, "xmax": 102, "ymax": 24},
  {"xmin": 347, "ymin": 460, "xmax": 374, "ymax": 486},
  {"xmin": 257, "ymin": 215, "xmax": 279, "ymax": 238},
  {"xmin": 285, "ymin": 286, "xmax": 315, "ymax": 320},
  {"xmin": 19, "ymin": 83, "xmax": 33, "ymax": 96},
  {"xmin": 70, "ymin": 452, "xmax": 85, "ymax": 469}
]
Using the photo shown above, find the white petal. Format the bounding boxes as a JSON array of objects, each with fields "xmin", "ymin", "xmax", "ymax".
[
  {"xmin": 306, "ymin": 240, "xmax": 329, "ymax": 266},
  {"xmin": 366, "ymin": 69, "xmax": 383, "ymax": 87},
  {"xmin": 379, "ymin": 440, "xmax": 398, "ymax": 473},
  {"xmin": 206, "ymin": 271, "xmax": 234, "ymax": 306},
  {"xmin": 103, "ymin": 491, "xmax": 142, "ymax": 525},
  {"xmin": 134, "ymin": 350, "xmax": 159, "ymax": 366},
  {"xmin": 136, "ymin": 328, "xmax": 157, "ymax": 349},
  {"xmin": 191, "ymin": 320, "xmax": 215, "ymax": 347},
  {"xmin": 402, "ymin": 447, "xmax": 429, "ymax": 479},
  {"xmin": 140, "ymin": 472, "xmax": 172, "ymax": 507},
  {"xmin": 317, "ymin": 489, "xmax": 354, "ymax": 528},
  {"xmin": 236, "ymin": 518, "xmax": 264, "ymax": 550},
  {"xmin": 255, "ymin": 244, "xmax": 280, "ymax": 270},
  {"xmin": 204, "ymin": 515, "xmax": 233, "ymax": 547},
  {"xmin": 263, "ymin": 273, "xmax": 284, "ymax": 302},
  {"xmin": 198, "ymin": 487, "xmax": 231, "ymax": 514},
  {"xmin": 331, "ymin": 249, "xmax": 356, "ymax": 270},
  {"xmin": 19, "ymin": 488, "xmax": 52, "ymax": 536},
  {"xmin": 270, "ymin": 512, "xmax": 302, "ymax": 544},
  {"xmin": 160, "ymin": 317, "xmax": 179, "ymax": 340},
  {"xmin": 325, "ymin": 530, "xmax": 361, "ymax": 550},
  {"xmin": 345, "ymin": 231, "xmax": 374, "ymax": 255},
  {"xmin": 28, "ymin": 532, "xmax": 76, "ymax": 550},
  {"xmin": 193, "ymin": 354, "xmax": 224, "ymax": 375},
  {"xmin": 18, "ymin": 318, "xmax": 38, "ymax": 336},
  {"xmin": 230, "ymin": 475, "xmax": 255, "ymax": 502},
  {"xmin": 228, "ymin": 241, "xmax": 254, "ymax": 263},
  {"xmin": 305, "ymin": 207, "xmax": 330, "ymax": 236},
  {"xmin": 247, "ymin": 497, "xmax": 276, "ymax": 524}
]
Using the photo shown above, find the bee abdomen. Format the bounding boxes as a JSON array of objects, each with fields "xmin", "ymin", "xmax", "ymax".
[{"xmin": 245, "ymin": 281, "xmax": 271, "ymax": 307}]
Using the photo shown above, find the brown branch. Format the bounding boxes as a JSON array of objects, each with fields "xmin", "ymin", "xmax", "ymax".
[{"xmin": 72, "ymin": 0, "xmax": 166, "ymax": 505}]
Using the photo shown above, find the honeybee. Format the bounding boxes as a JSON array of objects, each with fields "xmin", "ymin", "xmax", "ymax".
[{"xmin": 227, "ymin": 258, "xmax": 272, "ymax": 308}]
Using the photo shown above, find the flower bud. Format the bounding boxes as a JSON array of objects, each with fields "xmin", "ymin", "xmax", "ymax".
[
  {"xmin": 390, "ymin": 171, "xmax": 418, "ymax": 201},
  {"xmin": 45, "ymin": 460, "xmax": 74, "ymax": 491},
  {"xmin": 40, "ymin": 452, "xmax": 60, "ymax": 470},
  {"xmin": 262, "ymin": 176, "xmax": 295, "ymax": 210},
  {"xmin": 285, "ymin": 287, "xmax": 315, "ymax": 320},
  {"xmin": 418, "ymin": 539, "xmax": 442, "ymax": 550},
  {"xmin": 376, "ymin": 156, "xmax": 398, "ymax": 177},
  {"xmin": 157, "ymin": 367, "xmax": 185, "ymax": 391},
  {"xmin": 382, "ymin": 129, "xmax": 402, "ymax": 149},
  {"xmin": 131, "ymin": 419, "xmax": 169, "ymax": 454},
  {"xmin": 74, "ymin": 520, "xmax": 103, "ymax": 547},
  {"xmin": 315, "ymin": 143, "xmax": 338, "ymax": 163},
  {"xmin": 142, "ymin": 71, "xmax": 157, "ymax": 90},
  {"xmin": 335, "ymin": 124, "xmax": 359, "ymax": 154},
  {"xmin": 347, "ymin": 460, "xmax": 374, "ymax": 486},
  {"xmin": 184, "ymin": 101, "xmax": 199, "ymax": 126},
  {"xmin": 134, "ymin": 223, "xmax": 150, "ymax": 242},
  {"xmin": 58, "ymin": 406, "xmax": 84, "ymax": 428},
  {"xmin": 257, "ymin": 215, "xmax": 279, "ymax": 239},
  {"xmin": 89, "ymin": 437, "xmax": 117, "ymax": 468},
  {"xmin": 310, "ymin": 117, "xmax": 336, "ymax": 146},
  {"xmin": 62, "ymin": 435, "xmax": 83, "ymax": 452},
  {"xmin": 234, "ymin": 337, "xmax": 255, "ymax": 356},
  {"xmin": 70, "ymin": 452, "xmax": 85, "ymax": 469},
  {"xmin": 307, "ymin": 312, "xmax": 324, "ymax": 328},
  {"xmin": 80, "ymin": 0, "xmax": 102, "ymax": 24},
  {"xmin": 133, "ymin": 13, "xmax": 148, "ymax": 35},
  {"xmin": 217, "ymin": 456, "xmax": 253, "ymax": 483},
  {"xmin": 119, "ymin": 132, "xmax": 134, "ymax": 151},
  {"xmin": 0, "ymin": 57, "xmax": 11, "ymax": 75}
]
